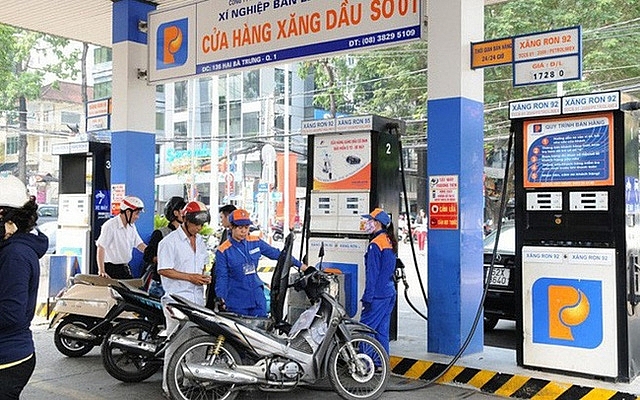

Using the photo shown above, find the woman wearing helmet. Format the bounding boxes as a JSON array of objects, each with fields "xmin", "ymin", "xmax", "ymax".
[
  {"xmin": 157, "ymin": 200, "xmax": 212, "ymax": 396},
  {"xmin": 0, "ymin": 176, "xmax": 48, "ymax": 397},
  {"xmin": 215, "ymin": 208, "xmax": 306, "ymax": 317},
  {"xmin": 142, "ymin": 196, "xmax": 186, "ymax": 297},
  {"xmin": 95, "ymin": 195, "xmax": 147, "ymax": 279}
]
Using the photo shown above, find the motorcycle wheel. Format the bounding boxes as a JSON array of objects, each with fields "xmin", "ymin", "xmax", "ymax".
[
  {"xmin": 101, "ymin": 319, "xmax": 162, "ymax": 382},
  {"xmin": 53, "ymin": 316, "xmax": 97, "ymax": 357},
  {"xmin": 167, "ymin": 335, "xmax": 242, "ymax": 400},
  {"xmin": 328, "ymin": 333, "xmax": 390, "ymax": 400}
]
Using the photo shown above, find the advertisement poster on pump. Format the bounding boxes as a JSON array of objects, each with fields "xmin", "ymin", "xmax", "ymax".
[{"xmin": 313, "ymin": 131, "xmax": 372, "ymax": 191}]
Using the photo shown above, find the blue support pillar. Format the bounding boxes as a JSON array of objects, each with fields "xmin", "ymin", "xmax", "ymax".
[
  {"xmin": 426, "ymin": 0, "xmax": 485, "ymax": 355},
  {"xmin": 111, "ymin": 0, "xmax": 156, "ymax": 276}
]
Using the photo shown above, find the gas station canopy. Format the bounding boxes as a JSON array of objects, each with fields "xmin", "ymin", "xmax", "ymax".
[
  {"xmin": 0, "ymin": 0, "xmax": 510, "ymax": 48},
  {"xmin": 0, "ymin": 0, "xmax": 194, "ymax": 47}
]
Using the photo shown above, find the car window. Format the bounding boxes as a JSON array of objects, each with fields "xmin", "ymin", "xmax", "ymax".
[
  {"xmin": 38, "ymin": 206, "xmax": 58, "ymax": 217},
  {"xmin": 483, "ymin": 224, "xmax": 515, "ymax": 253}
]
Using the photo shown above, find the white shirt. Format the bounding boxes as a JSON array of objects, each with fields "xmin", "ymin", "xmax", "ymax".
[
  {"xmin": 157, "ymin": 226, "xmax": 208, "ymax": 305},
  {"xmin": 95, "ymin": 215, "xmax": 144, "ymax": 264}
]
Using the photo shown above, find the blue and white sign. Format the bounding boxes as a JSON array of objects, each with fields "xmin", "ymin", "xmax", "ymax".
[
  {"xmin": 512, "ymin": 26, "xmax": 582, "ymax": 86},
  {"xmin": 509, "ymin": 97, "xmax": 561, "ymax": 119},
  {"xmin": 149, "ymin": 0, "xmax": 425, "ymax": 82},
  {"xmin": 94, "ymin": 190, "xmax": 110, "ymax": 212}
]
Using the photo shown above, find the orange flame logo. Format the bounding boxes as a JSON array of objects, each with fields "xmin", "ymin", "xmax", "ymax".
[
  {"xmin": 548, "ymin": 285, "xmax": 590, "ymax": 340},
  {"xmin": 163, "ymin": 25, "xmax": 183, "ymax": 65}
]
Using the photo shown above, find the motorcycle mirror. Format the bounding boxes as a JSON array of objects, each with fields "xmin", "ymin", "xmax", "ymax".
[{"xmin": 318, "ymin": 242, "xmax": 325, "ymax": 271}]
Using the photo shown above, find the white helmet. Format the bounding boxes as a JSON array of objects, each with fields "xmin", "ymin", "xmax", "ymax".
[
  {"xmin": 120, "ymin": 196, "xmax": 144, "ymax": 212},
  {"xmin": 0, "ymin": 175, "xmax": 29, "ymax": 208}
]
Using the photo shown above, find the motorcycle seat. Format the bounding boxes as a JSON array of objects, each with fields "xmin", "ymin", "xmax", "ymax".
[{"xmin": 73, "ymin": 274, "xmax": 144, "ymax": 288}]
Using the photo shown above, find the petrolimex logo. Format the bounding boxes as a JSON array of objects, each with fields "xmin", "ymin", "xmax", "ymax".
[
  {"xmin": 532, "ymin": 278, "xmax": 602, "ymax": 349},
  {"xmin": 157, "ymin": 18, "xmax": 188, "ymax": 70}
]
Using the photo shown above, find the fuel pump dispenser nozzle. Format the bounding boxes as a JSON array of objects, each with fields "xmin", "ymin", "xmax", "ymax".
[
  {"xmin": 394, "ymin": 258, "xmax": 407, "ymax": 286},
  {"xmin": 318, "ymin": 242, "xmax": 325, "ymax": 271}
]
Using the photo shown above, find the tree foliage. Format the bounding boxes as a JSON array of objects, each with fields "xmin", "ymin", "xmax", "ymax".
[
  {"xmin": 0, "ymin": 25, "xmax": 80, "ymax": 119},
  {"xmin": 298, "ymin": 0, "xmax": 640, "ymax": 217},
  {"xmin": 299, "ymin": 0, "xmax": 640, "ymax": 140},
  {"xmin": 0, "ymin": 24, "xmax": 81, "ymax": 180}
]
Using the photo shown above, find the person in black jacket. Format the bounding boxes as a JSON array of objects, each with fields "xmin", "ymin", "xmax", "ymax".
[
  {"xmin": 0, "ymin": 176, "xmax": 48, "ymax": 399},
  {"xmin": 143, "ymin": 196, "xmax": 186, "ymax": 297}
]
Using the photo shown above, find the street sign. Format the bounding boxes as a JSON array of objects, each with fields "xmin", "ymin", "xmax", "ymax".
[
  {"xmin": 513, "ymin": 54, "xmax": 580, "ymax": 86},
  {"xmin": 86, "ymin": 98, "xmax": 111, "ymax": 118},
  {"xmin": 428, "ymin": 175, "xmax": 459, "ymax": 230},
  {"xmin": 513, "ymin": 26, "xmax": 580, "ymax": 62},
  {"xmin": 86, "ymin": 115, "xmax": 110, "ymax": 132},
  {"xmin": 561, "ymin": 91, "xmax": 620, "ymax": 114},
  {"xmin": 471, "ymin": 37, "xmax": 513, "ymax": 69},
  {"xmin": 509, "ymin": 97, "xmax": 562, "ymax": 119},
  {"xmin": 148, "ymin": 0, "xmax": 425, "ymax": 82},
  {"xmin": 512, "ymin": 26, "xmax": 581, "ymax": 86},
  {"xmin": 471, "ymin": 26, "xmax": 582, "ymax": 87}
]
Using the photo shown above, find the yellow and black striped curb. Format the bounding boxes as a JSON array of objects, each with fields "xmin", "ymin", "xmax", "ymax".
[
  {"xmin": 389, "ymin": 356, "xmax": 640, "ymax": 399},
  {"xmin": 36, "ymin": 302, "xmax": 55, "ymax": 318}
]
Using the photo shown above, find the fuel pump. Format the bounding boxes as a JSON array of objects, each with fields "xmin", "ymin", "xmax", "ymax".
[
  {"xmin": 298, "ymin": 115, "xmax": 403, "ymax": 338},
  {"xmin": 52, "ymin": 141, "xmax": 111, "ymax": 275},
  {"xmin": 512, "ymin": 91, "xmax": 640, "ymax": 381}
]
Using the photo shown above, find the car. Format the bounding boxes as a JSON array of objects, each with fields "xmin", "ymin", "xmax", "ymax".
[
  {"xmin": 483, "ymin": 221, "xmax": 516, "ymax": 330},
  {"xmin": 38, "ymin": 220, "xmax": 58, "ymax": 254},
  {"xmin": 37, "ymin": 204, "xmax": 58, "ymax": 225}
]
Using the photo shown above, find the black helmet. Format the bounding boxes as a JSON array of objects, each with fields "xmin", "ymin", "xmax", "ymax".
[{"xmin": 164, "ymin": 196, "xmax": 186, "ymax": 222}]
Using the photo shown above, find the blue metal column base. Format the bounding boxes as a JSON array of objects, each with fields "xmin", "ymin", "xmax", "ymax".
[
  {"xmin": 110, "ymin": 130, "xmax": 155, "ymax": 246},
  {"xmin": 427, "ymin": 97, "xmax": 484, "ymax": 355}
]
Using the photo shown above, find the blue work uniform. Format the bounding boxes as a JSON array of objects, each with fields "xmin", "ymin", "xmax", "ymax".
[
  {"xmin": 360, "ymin": 230, "xmax": 397, "ymax": 354},
  {"xmin": 215, "ymin": 236, "xmax": 301, "ymax": 317}
]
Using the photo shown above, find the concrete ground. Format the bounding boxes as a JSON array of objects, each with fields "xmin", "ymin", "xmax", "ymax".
[{"xmin": 34, "ymin": 240, "xmax": 640, "ymax": 399}]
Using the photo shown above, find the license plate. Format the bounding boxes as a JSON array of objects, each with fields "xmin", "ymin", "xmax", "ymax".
[{"xmin": 486, "ymin": 267, "xmax": 510, "ymax": 286}]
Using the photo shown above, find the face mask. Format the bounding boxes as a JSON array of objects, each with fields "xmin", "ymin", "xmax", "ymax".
[
  {"xmin": 0, "ymin": 220, "xmax": 17, "ymax": 241},
  {"xmin": 364, "ymin": 219, "xmax": 377, "ymax": 234}
]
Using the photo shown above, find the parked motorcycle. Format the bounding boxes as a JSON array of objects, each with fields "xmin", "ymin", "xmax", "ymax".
[
  {"xmin": 50, "ymin": 274, "xmax": 145, "ymax": 357},
  {"xmin": 399, "ymin": 225, "xmax": 418, "ymax": 244},
  {"xmin": 271, "ymin": 221, "xmax": 284, "ymax": 242},
  {"xmin": 100, "ymin": 282, "xmax": 167, "ymax": 382},
  {"xmin": 163, "ymin": 233, "xmax": 390, "ymax": 400}
]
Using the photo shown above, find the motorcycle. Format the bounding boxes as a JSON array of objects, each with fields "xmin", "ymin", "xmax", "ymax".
[
  {"xmin": 49, "ymin": 274, "xmax": 145, "ymax": 357},
  {"xmin": 100, "ymin": 281, "xmax": 167, "ymax": 382},
  {"xmin": 163, "ymin": 233, "xmax": 390, "ymax": 400},
  {"xmin": 271, "ymin": 221, "xmax": 284, "ymax": 242},
  {"xmin": 399, "ymin": 225, "xmax": 418, "ymax": 244}
]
